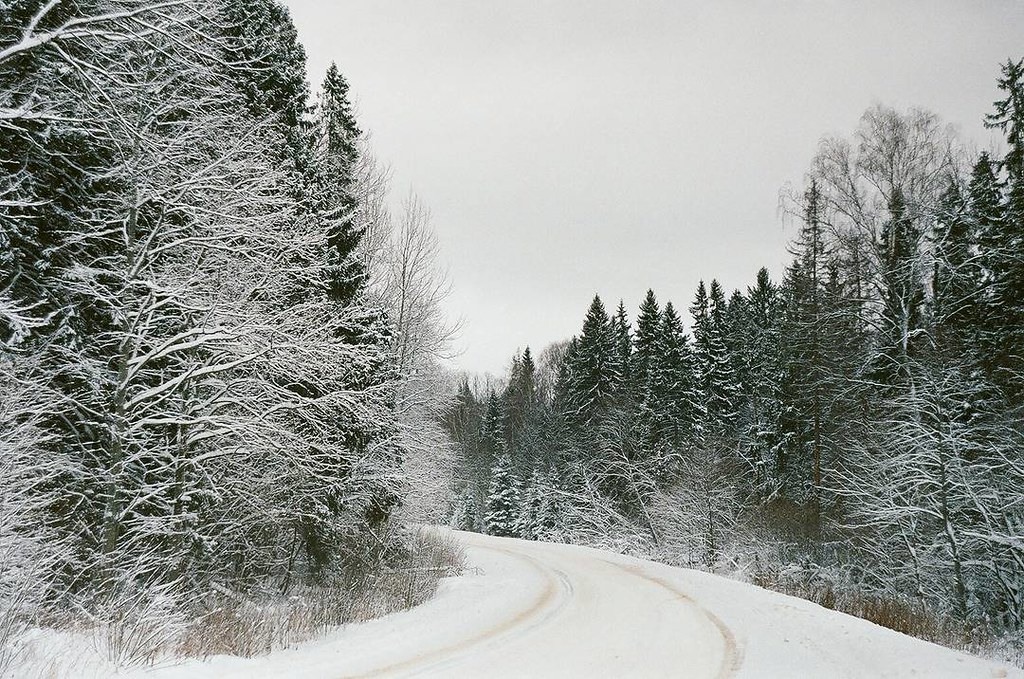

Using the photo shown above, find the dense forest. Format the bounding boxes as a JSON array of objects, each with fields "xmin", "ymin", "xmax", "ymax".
[
  {"xmin": 446, "ymin": 62, "xmax": 1024, "ymax": 649},
  {"xmin": 0, "ymin": 0, "xmax": 457, "ymax": 667},
  {"xmin": 3, "ymin": 0, "xmax": 1024, "ymax": 671}
]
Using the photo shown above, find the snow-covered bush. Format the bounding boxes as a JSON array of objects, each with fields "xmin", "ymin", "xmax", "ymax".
[{"xmin": 0, "ymin": 357, "xmax": 68, "ymax": 674}]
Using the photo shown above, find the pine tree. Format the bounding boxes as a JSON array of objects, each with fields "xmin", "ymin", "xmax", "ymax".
[
  {"xmin": 451, "ymin": 486, "xmax": 479, "ymax": 532},
  {"xmin": 502, "ymin": 347, "xmax": 540, "ymax": 466},
  {"xmin": 982, "ymin": 60, "xmax": 1024, "ymax": 396},
  {"xmin": 778, "ymin": 181, "xmax": 835, "ymax": 515},
  {"xmin": 614, "ymin": 301, "xmax": 633, "ymax": 387},
  {"xmin": 874, "ymin": 189, "xmax": 926, "ymax": 386},
  {"xmin": 932, "ymin": 176, "xmax": 976, "ymax": 346},
  {"xmin": 735, "ymin": 268, "xmax": 785, "ymax": 494},
  {"xmin": 484, "ymin": 454, "xmax": 520, "ymax": 537},
  {"xmin": 632, "ymin": 289, "xmax": 662, "ymax": 402},
  {"xmin": 313, "ymin": 63, "xmax": 367, "ymax": 305},
  {"xmin": 654, "ymin": 301, "xmax": 697, "ymax": 461},
  {"xmin": 698, "ymin": 280, "xmax": 740, "ymax": 429},
  {"xmin": 562, "ymin": 295, "xmax": 622, "ymax": 426}
]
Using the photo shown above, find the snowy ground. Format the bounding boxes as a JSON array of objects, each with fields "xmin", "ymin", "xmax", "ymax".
[{"xmin": 12, "ymin": 529, "xmax": 1023, "ymax": 678}]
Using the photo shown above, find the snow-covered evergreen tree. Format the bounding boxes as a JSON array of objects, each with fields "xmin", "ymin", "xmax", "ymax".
[
  {"xmin": 691, "ymin": 280, "xmax": 739, "ymax": 432},
  {"xmin": 451, "ymin": 487, "xmax": 480, "ymax": 532},
  {"xmin": 513, "ymin": 470, "xmax": 546, "ymax": 540},
  {"xmin": 732, "ymin": 268, "xmax": 785, "ymax": 495},
  {"xmin": 485, "ymin": 454, "xmax": 520, "ymax": 537},
  {"xmin": 654, "ymin": 301, "xmax": 697, "ymax": 457},
  {"xmin": 562, "ymin": 295, "xmax": 623, "ymax": 426},
  {"xmin": 614, "ymin": 301, "xmax": 633, "ymax": 387},
  {"xmin": 632, "ymin": 289, "xmax": 662, "ymax": 403}
]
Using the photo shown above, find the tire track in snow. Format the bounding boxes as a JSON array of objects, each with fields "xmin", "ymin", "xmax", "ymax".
[
  {"xmin": 608, "ymin": 562, "xmax": 744, "ymax": 679},
  {"xmin": 343, "ymin": 543, "xmax": 571, "ymax": 679}
]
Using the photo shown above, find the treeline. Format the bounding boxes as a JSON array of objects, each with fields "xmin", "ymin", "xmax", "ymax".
[
  {"xmin": 0, "ymin": 0, "xmax": 448, "ymax": 662},
  {"xmin": 445, "ymin": 61, "xmax": 1024, "ymax": 641}
]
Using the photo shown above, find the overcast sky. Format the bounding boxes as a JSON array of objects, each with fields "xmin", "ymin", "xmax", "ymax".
[{"xmin": 283, "ymin": 0, "xmax": 1022, "ymax": 376}]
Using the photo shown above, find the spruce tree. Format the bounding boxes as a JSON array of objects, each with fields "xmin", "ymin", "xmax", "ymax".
[
  {"xmin": 982, "ymin": 61, "xmax": 1024, "ymax": 397},
  {"xmin": 562, "ymin": 295, "xmax": 623, "ymax": 426},
  {"xmin": 932, "ymin": 176, "xmax": 976, "ymax": 347},
  {"xmin": 534, "ymin": 468, "xmax": 561, "ymax": 539},
  {"xmin": 451, "ymin": 487, "xmax": 479, "ymax": 532},
  {"xmin": 502, "ymin": 348, "xmax": 540, "ymax": 466},
  {"xmin": 690, "ymin": 280, "xmax": 712, "ymax": 398},
  {"xmin": 632, "ymin": 289, "xmax": 662, "ymax": 402},
  {"xmin": 655, "ymin": 301, "xmax": 697, "ymax": 455},
  {"xmin": 513, "ymin": 469, "xmax": 546, "ymax": 540},
  {"xmin": 484, "ymin": 454, "xmax": 520, "ymax": 537},
  {"xmin": 778, "ymin": 181, "xmax": 840, "ymax": 517},
  {"xmin": 480, "ymin": 393, "xmax": 505, "ymax": 468},
  {"xmin": 218, "ymin": 0, "xmax": 309, "ymax": 162},
  {"xmin": 737, "ymin": 268, "xmax": 785, "ymax": 494},
  {"xmin": 986, "ymin": 58, "xmax": 1024, "ymax": 213},
  {"xmin": 314, "ymin": 63, "xmax": 367, "ymax": 305},
  {"xmin": 874, "ymin": 189, "xmax": 926, "ymax": 386},
  {"xmin": 703, "ymin": 280, "xmax": 740, "ymax": 428},
  {"xmin": 553, "ymin": 336, "xmax": 580, "ymax": 416},
  {"xmin": 614, "ymin": 301, "xmax": 633, "ymax": 387}
]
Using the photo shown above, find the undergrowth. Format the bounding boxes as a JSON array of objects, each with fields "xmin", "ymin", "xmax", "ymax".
[
  {"xmin": 3, "ymin": 527, "xmax": 465, "ymax": 675},
  {"xmin": 177, "ymin": 527, "xmax": 465, "ymax": 660},
  {"xmin": 748, "ymin": 562, "xmax": 1022, "ymax": 669}
]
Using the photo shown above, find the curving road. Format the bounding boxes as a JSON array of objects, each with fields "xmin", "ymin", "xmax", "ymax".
[
  {"xmin": 130, "ymin": 528, "xmax": 1022, "ymax": 678},
  {"xmin": 341, "ymin": 530, "xmax": 1018, "ymax": 679},
  {"xmin": 350, "ymin": 531, "xmax": 738, "ymax": 678}
]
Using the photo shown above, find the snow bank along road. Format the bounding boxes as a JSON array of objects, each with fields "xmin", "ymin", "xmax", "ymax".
[{"xmin": 135, "ymin": 529, "xmax": 1021, "ymax": 679}]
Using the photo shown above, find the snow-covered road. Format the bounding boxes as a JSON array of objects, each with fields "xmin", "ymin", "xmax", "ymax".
[
  {"xmin": 352, "ymin": 531, "xmax": 737, "ymax": 678},
  {"xmin": 127, "ymin": 529, "xmax": 1020, "ymax": 678}
]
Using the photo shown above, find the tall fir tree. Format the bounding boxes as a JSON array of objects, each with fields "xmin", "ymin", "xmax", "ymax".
[
  {"xmin": 778, "ymin": 181, "xmax": 833, "ymax": 516},
  {"xmin": 874, "ymin": 189, "xmax": 926, "ymax": 386},
  {"xmin": 562, "ymin": 295, "xmax": 623, "ymax": 427},
  {"xmin": 701, "ymin": 280, "xmax": 740, "ymax": 429},
  {"xmin": 932, "ymin": 175, "xmax": 977, "ymax": 348},
  {"xmin": 982, "ymin": 60, "xmax": 1024, "ymax": 397},
  {"xmin": 502, "ymin": 347, "xmax": 541, "ymax": 467},
  {"xmin": 655, "ymin": 300, "xmax": 697, "ymax": 451},
  {"xmin": 218, "ymin": 0, "xmax": 309, "ymax": 161},
  {"xmin": 735, "ymin": 268, "xmax": 785, "ymax": 494},
  {"xmin": 614, "ymin": 302, "xmax": 633, "ymax": 388},
  {"xmin": 632, "ymin": 289, "xmax": 662, "ymax": 403},
  {"xmin": 484, "ymin": 453, "xmax": 520, "ymax": 537},
  {"xmin": 313, "ymin": 63, "xmax": 367, "ymax": 305}
]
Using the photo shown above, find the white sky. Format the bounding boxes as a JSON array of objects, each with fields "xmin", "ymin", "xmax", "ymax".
[{"xmin": 283, "ymin": 0, "xmax": 1023, "ymax": 376}]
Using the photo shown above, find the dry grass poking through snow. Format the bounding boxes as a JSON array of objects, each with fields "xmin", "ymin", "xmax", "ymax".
[
  {"xmin": 176, "ymin": 528, "xmax": 466, "ymax": 660},
  {"xmin": 3, "ymin": 527, "xmax": 466, "ymax": 677},
  {"xmin": 750, "ymin": 571, "xmax": 1023, "ymax": 668}
]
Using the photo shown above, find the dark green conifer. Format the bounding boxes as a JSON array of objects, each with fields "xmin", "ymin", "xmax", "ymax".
[
  {"xmin": 982, "ymin": 62, "xmax": 1024, "ymax": 395},
  {"xmin": 875, "ymin": 189, "xmax": 926, "ymax": 385},
  {"xmin": 632, "ymin": 290, "xmax": 661, "ymax": 402},
  {"xmin": 562, "ymin": 295, "xmax": 622, "ymax": 426},
  {"xmin": 309, "ymin": 63, "xmax": 367, "ymax": 305},
  {"xmin": 484, "ymin": 454, "xmax": 520, "ymax": 537},
  {"xmin": 614, "ymin": 302, "xmax": 633, "ymax": 388}
]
